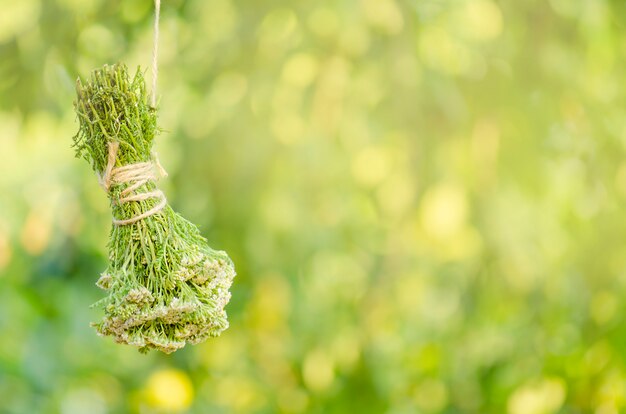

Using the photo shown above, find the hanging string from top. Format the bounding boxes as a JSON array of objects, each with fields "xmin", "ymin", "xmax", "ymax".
[{"xmin": 151, "ymin": 0, "xmax": 161, "ymax": 107}]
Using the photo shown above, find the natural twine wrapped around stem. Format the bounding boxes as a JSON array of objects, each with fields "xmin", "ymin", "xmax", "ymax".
[{"xmin": 73, "ymin": 64, "xmax": 236, "ymax": 354}]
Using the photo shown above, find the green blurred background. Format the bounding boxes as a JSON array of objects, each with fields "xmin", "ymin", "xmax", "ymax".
[{"xmin": 1, "ymin": 0, "xmax": 626, "ymax": 413}]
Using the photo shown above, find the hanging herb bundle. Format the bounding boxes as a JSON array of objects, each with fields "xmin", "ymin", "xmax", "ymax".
[{"xmin": 73, "ymin": 63, "xmax": 236, "ymax": 354}]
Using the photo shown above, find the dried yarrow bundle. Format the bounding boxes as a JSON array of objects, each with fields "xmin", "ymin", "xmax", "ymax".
[{"xmin": 73, "ymin": 64, "xmax": 235, "ymax": 354}]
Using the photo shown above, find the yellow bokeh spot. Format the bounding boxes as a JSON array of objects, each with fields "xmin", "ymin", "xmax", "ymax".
[
  {"xmin": 614, "ymin": 162, "xmax": 626, "ymax": 198},
  {"xmin": 362, "ymin": 0, "xmax": 404, "ymax": 35},
  {"xmin": 20, "ymin": 209, "xmax": 52, "ymax": 256},
  {"xmin": 145, "ymin": 369, "xmax": 194, "ymax": 412},
  {"xmin": 0, "ymin": 0, "xmax": 40, "ymax": 42},
  {"xmin": 271, "ymin": 112, "xmax": 305, "ymax": 145},
  {"xmin": 331, "ymin": 332, "xmax": 361, "ymax": 371},
  {"xmin": 440, "ymin": 226, "xmax": 482, "ymax": 261},
  {"xmin": 590, "ymin": 291, "xmax": 618, "ymax": 326},
  {"xmin": 258, "ymin": 8, "xmax": 298, "ymax": 51},
  {"xmin": 419, "ymin": 183, "xmax": 468, "ymax": 240},
  {"xmin": 595, "ymin": 403, "xmax": 619, "ymax": 414},
  {"xmin": 0, "ymin": 224, "xmax": 12, "ymax": 271},
  {"xmin": 593, "ymin": 370, "xmax": 626, "ymax": 412},
  {"xmin": 351, "ymin": 146, "xmax": 392, "ymax": 187},
  {"xmin": 78, "ymin": 25, "xmax": 121, "ymax": 58},
  {"xmin": 584, "ymin": 341, "xmax": 612, "ymax": 375},
  {"xmin": 507, "ymin": 378, "xmax": 566, "ymax": 414},
  {"xmin": 307, "ymin": 8, "xmax": 339, "ymax": 38},
  {"xmin": 248, "ymin": 274, "xmax": 291, "ymax": 330},
  {"xmin": 302, "ymin": 350, "xmax": 335, "ymax": 392},
  {"xmin": 418, "ymin": 27, "xmax": 472, "ymax": 75},
  {"xmin": 282, "ymin": 53, "xmax": 319, "ymax": 88},
  {"xmin": 457, "ymin": 0, "xmax": 503, "ymax": 42}
]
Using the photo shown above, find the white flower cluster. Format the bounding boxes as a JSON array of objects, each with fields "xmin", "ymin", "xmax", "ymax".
[
  {"xmin": 93, "ymin": 251, "xmax": 235, "ymax": 354},
  {"xmin": 125, "ymin": 287, "xmax": 154, "ymax": 305},
  {"xmin": 96, "ymin": 272, "xmax": 113, "ymax": 290}
]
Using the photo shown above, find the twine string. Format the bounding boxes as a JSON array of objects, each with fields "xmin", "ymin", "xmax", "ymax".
[
  {"xmin": 151, "ymin": 0, "xmax": 161, "ymax": 107},
  {"xmin": 98, "ymin": 141, "xmax": 168, "ymax": 226},
  {"xmin": 96, "ymin": 1, "xmax": 166, "ymax": 226}
]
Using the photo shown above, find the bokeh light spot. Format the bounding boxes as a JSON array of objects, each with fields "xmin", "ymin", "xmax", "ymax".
[
  {"xmin": 419, "ymin": 183, "xmax": 468, "ymax": 240},
  {"xmin": 248, "ymin": 274, "xmax": 291, "ymax": 331},
  {"xmin": 457, "ymin": 0, "xmax": 503, "ymax": 42},
  {"xmin": 351, "ymin": 146, "xmax": 392, "ymax": 187},
  {"xmin": 303, "ymin": 349, "xmax": 335, "ymax": 392},
  {"xmin": 144, "ymin": 369, "xmax": 194, "ymax": 412},
  {"xmin": 418, "ymin": 27, "xmax": 472, "ymax": 75},
  {"xmin": 507, "ymin": 378, "xmax": 566, "ymax": 414},
  {"xmin": 307, "ymin": 8, "xmax": 339, "ymax": 38},
  {"xmin": 590, "ymin": 291, "xmax": 618, "ymax": 326},
  {"xmin": 258, "ymin": 8, "xmax": 299, "ymax": 52},
  {"xmin": 282, "ymin": 53, "xmax": 319, "ymax": 88},
  {"xmin": 78, "ymin": 25, "xmax": 123, "ymax": 59},
  {"xmin": 20, "ymin": 209, "xmax": 52, "ymax": 256},
  {"xmin": 0, "ymin": 223, "xmax": 12, "ymax": 271},
  {"xmin": 362, "ymin": 0, "xmax": 404, "ymax": 35},
  {"xmin": 0, "ymin": 0, "xmax": 40, "ymax": 43}
]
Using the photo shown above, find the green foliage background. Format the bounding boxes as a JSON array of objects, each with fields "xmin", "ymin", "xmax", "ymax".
[{"xmin": 1, "ymin": 0, "xmax": 626, "ymax": 413}]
